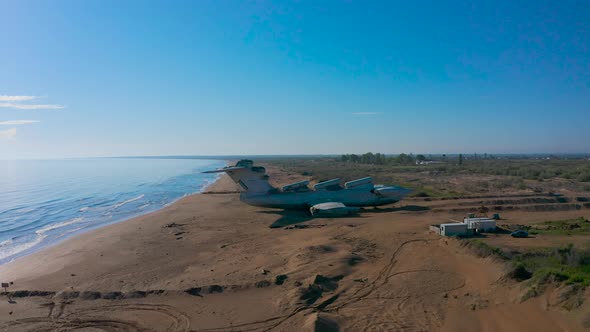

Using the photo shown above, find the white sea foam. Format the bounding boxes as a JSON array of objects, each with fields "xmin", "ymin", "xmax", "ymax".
[
  {"xmin": 35, "ymin": 217, "xmax": 84, "ymax": 235},
  {"xmin": 0, "ymin": 217, "xmax": 86, "ymax": 261},
  {"xmin": 201, "ymin": 173, "xmax": 221, "ymax": 192},
  {"xmin": 110, "ymin": 194, "xmax": 145, "ymax": 210},
  {"xmin": 0, "ymin": 234, "xmax": 47, "ymax": 261}
]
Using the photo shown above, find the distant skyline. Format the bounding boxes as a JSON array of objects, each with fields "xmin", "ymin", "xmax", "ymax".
[{"xmin": 1, "ymin": 1, "xmax": 589, "ymax": 159}]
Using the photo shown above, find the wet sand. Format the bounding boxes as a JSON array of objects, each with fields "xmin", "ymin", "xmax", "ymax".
[{"xmin": 0, "ymin": 170, "xmax": 586, "ymax": 331}]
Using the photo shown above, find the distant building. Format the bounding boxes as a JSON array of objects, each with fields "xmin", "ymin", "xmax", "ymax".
[
  {"xmin": 430, "ymin": 218, "xmax": 496, "ymax": 237},
  {"xmin": 464, "ymin": 218, "xmax": 496, "ymax": 232},
  {"xmin": 430, "ymin": 223, "xmax": 470, "ymax": 236},
  {"xmin": 440, "ymin": 223, "xmax": 469, "ymax": 236},
  {"xmin": 416, "ymin": 160, "xmax": 447, "ymax": 165}
]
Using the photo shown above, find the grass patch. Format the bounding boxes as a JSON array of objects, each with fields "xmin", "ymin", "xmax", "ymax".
[
  {"xmin": 401, "ymin": 183, "xmax": 449, "ymax": 198},
  {"xmin": 464, "ymin": 239, "xmax": 590, "ymax": 289},
  {"xmin": 528, "ymin": 217, "xmax": 590, "ymax": 236},
  {"xmin": 462, "ymin": 240, "xmax": 590, "ymax": 305},
  {"xmin": 463, "ymin": 239, "xmax": 509, "ymax": 259},
  {"xmin": 513, "ymin": 244, "xmax": 590, "ymax": 287}
]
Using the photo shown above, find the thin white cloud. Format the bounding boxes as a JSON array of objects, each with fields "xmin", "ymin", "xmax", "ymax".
[
  {"xmin": 0, "ymin": 120, "xmax": 39, "ymax": 125},
  {"xmin": 352, "ymin": 112, "xmax": 380, "ymax": 116},
  {"xmin": 0, "ymin": 128, "xmax": 16, "ymax": 140},
  {"xmin": 0, "ymin": 95, "xmax": 36, "ymax": 102},
  {"xmin": 0, "ymin": 102, "xmax": 65, "ymax": 110}
]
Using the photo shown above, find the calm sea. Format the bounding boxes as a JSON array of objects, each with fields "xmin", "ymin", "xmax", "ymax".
[{"xmin": 0, "ymin": 158, "xmax": 226, "ymax": 264}]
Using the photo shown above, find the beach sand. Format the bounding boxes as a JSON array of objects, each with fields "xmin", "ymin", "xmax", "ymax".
[{"xmin": 0, "ymin": 169, "xmax": 586, "ymax": 331}]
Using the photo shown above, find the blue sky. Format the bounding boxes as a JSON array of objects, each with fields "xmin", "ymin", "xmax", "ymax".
[{"xmin": 1, "ymin": 1, "xmax": 588, "ymax": 158}]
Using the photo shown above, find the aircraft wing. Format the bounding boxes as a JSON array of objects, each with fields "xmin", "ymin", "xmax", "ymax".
[
  {"xmin": 202, "ymin": 166, "xmax": 245, "ymax": 174},
  {"xmin": 309, "ymin": 202, "xmax": 360, "ymax": 217}
]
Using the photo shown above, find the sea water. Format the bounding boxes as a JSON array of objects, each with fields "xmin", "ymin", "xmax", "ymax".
[{"xmin": 0, "ymin": 158, "xmax": 226, "ymax": 264}]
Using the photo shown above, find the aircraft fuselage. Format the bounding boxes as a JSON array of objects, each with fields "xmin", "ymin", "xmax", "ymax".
[{"xmin": 240, "ymin": 188, "xmax": 401, "ymax": 210}]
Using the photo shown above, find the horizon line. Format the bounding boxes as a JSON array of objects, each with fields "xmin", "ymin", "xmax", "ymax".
[{"xmin": 3, "ymin": 152, "xmax": 590, "ymax": 161}]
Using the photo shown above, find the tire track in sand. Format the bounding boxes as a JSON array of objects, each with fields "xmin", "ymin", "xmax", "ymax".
[{"xmin": 0, "ymin": 303, "xmax": 190, "ymax": 332}]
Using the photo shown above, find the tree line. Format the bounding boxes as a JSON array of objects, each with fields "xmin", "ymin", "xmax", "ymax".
[{"xmin": 340, "ymin": 152, "xmax": 422, "ymax": 165}]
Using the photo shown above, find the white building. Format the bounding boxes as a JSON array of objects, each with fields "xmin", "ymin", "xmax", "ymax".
[
  {"xmin": 439, "ymin": 223, "xmax": 469, "ymax": 236},
  {"xmin": 464, "ymin": 218, "xmax": 496, "ymax": 232}
]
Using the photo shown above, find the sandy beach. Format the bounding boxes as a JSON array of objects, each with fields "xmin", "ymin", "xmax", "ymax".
[{"xmin": 0, "ymin": 168, "xmax": 586, "ymax": 331}]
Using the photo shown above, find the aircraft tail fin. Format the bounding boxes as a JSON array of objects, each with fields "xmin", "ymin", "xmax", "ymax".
[{"xmin": 203, "ymin": 160, "xmax": 274, "ymax": 193}]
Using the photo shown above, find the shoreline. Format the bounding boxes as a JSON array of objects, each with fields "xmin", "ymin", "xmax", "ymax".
[
  {"xmin": 0, "ymin": 171, "xmax": 243, "ymax": 290},
  {"xmin": 0, "ymin": 162, "xmax": 228, "ymax": 267}
]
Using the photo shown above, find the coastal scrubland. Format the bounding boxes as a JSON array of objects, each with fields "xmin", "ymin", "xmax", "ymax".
[
  {"xmin": 263, "ymin": 154, "xmax": 590, "ymax": 325},
  {"xmin": 262, "ymin": 154, "xmax": 590, "ymax": 197}
]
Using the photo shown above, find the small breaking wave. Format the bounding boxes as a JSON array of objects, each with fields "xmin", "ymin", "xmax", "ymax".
[
  {"xmin": 36, "ymin": 217, "xmax": 85, "ymax": 235},
  {"xmin": 110, "ymin": 194, "xmax": 145, "ymax": 210},
  {"xmin": 0, "ymin": 234, "xmax": 47, "ymax": 261},
  {"xmin": 0, "ymin": 238, "xmax": 13, "ymax": 247},
  {"xmin": 0, "ymin": 217, "xmax": 87, "ymax": 262}
]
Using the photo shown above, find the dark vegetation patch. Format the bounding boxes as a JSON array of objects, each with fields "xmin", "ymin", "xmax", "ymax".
[
  {"xmin": 313, "ymin": 275, "xmax": 343, "ymax": 291},
  {"xmin": 184, "ymin": 287, "xmax": 203, "ymax": 297},
  {"xmin": 9, "ymin": 289, "xmax": 156, "ymax": 300},
  {"xmin": 102, "ymin": 291, "xmax": 123, "ymax": 300},
  {"xmin": 308, "ymin": 245, "xmax": 336, "ymax": 253},
  {"xmin": 164, "ymin": 222, "xmax": 185, "ymax": 228},
  {"xmin": 346, "ymin": 255, "xmax": 364, "ymax": 266},
  {"xmin": 523, "ymin": 204, "xmax": 582, "ymax": 212},
  {"xmin": 9, "ymin": 290, "xmax": 56, "ymax": 298},
  {"xmin": 79, "ymin": 291, "xmax": 102, "ymax": 300},
  {"xmin": 299, "ymin": 275, "xmax": 344, "ymax": 305},
  {"xmin": 57, "ymin": 291, "xmax": 80, "ymax": 299},
  {"xmin": 528, "ymin": 217, "xmax": 590, "ymax": 235},
  {"xmin": 29, "ymin": 290, "xmax": 54, "ymax": 297},
  {"xmin": 255, "ymin": 280, "xmax": 271, "ymax": 288},
  {"xmin": 9, "ymin": 290, "xmax": 31, "ymax": 298},
  {"xmin": 508, "ymin": 264, "xmax": 533, "ymax": 281},
  {"xmin": 300, "ymin": 284, "xmax": 324, "ymax": 305},
  {"xmin": 462, "ymin": 239, "xmax": 509, "ymax": 259},
  {"xmin": 456, "ymin": 197, "xmax": 560, "ymax": 206},
  {"xmin": 314, "ymin": 313, "xmax": 340, "ymax": 332},
  {"xmin": 275, "ymin": 274, "xmax": 288, "ymax": 285},
  {"xmin": 125, "ymin": 290, "xmax": 147, "ymax": 299},
  {"xmin": 208, "ymin": 285, "xmax": 224, "ymax": 293},
  {"xmin": 316, "ymin": 294, "xmax": 341, "ymax": 311}
]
